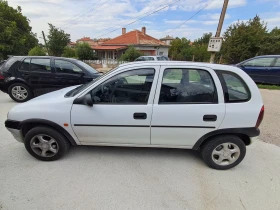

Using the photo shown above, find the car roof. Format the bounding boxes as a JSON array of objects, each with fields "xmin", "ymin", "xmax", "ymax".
[
  {"xmin": 139, "ymin": 56, "xmax": 162, "ymax": 58},
  {"xmin": 254, "ymin": 55, "xmax": 280, "ymax": 58},
  {"xmin": 9, "ymin": 56, "xmax": 78, "ymax": 61},
  {"xmin": 119, "ymin": 61, "xmax": 236, "ymax": 71}
]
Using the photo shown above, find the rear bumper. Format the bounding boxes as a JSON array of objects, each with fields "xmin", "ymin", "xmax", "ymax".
[{"xmin": 0, "ymin": 81, "xmax": 6, "ymax": 92}]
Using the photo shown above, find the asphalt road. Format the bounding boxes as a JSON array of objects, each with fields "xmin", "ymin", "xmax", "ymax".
[{"xmin": 1, "ymin": 91, "xmax": 280, "ymax": 210}]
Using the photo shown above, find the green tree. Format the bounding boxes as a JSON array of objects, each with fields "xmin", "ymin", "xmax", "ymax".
[
  {"xmin": 76, "ymin": 42, "xmax": 95, "ymax": 60},
  {"xmin": 221, "ymin": 15, "xmax": 267, "ymax": 64},
  {"xmin": 62, "ymin": 47, "xmax": 76, "ymax": 58},
  {"xmin": 0, "ymin": 0, "xmax": 38, "ymax": 59},
  {"xmin": 259, "ymin": 27, "xmax": 280, "ymax": 55},
  {"xmin": 119, "ymin": 46, "xmax": 143, "ymax": 61},
  {"xmin": 28, "ymin": 46, "xmax": 46, "ymax": 56},
  {"xmin": 192, "ymin": 33, "xmax": 212, "ymax": 62},
  {"xmin": 168, "ymin": 38, "xmax": 193, "ymax": 61},
  {"xmin": 47, "ymin": 24, "xmax": 70, "ymax": 56}
]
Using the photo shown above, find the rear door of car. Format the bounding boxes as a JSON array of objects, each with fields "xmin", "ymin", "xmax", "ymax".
[
  {"xmin": 239, "ymin": 57, "xmax": 276, "ymax": 83},
  {"xmin": 150, "ymin": 65, "xmax": 225, "ymax": 147},
  {"xmin": 18, "ymin": 57, "xmax": 56, "ymax": 95},
  {"xmin": 53, "ymin": 59, "xmax": 87, "ymax": 89}
]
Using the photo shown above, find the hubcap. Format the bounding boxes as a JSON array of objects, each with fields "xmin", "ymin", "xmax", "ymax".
[
  {"xmin": 11, "ymin": 86, "xmax": 28, "ymax": 100},
  {"xmin": 30, "ymin": 135, "xmax": 59, "ymax": 157},
  {"xmin": 211, "ymin": 143, "xmax": 240, "ymax": 166}
]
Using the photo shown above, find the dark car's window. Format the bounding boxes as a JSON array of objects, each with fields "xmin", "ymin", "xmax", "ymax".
[
  {"xmin": 55, "ymin": 60, "xmax": 83, "ymax": 74},
  {"xmin": 135, "ymin": 57, "xmax": 144, "ymax": 61},
  {"xmin": 144, "ymin": 57, "xmax": 155, "ymax": 61},
  {"xmin": 218, "ymin": 72, "xmax": 250, "ymax": 102},
  {"xmin": 159, "ymin": 69, "xmax": 216, "ymax": 104},
  {"xmin": 19, "ymin": 58, "xmax": 31, "ymax": 71},
  {"xmin": 30, "ymin": 58, "xmax": 51, "ymax": 72},
  {"xmin": 274, "ymin": 58, "xmax": 280, "ymax": 67},
  {"xmin": 243, "ymin": 57, "xmax": 274, "ymax": 67},
  {"xmin": 75, "ymin": 60, "xmax": 98, "ymax": 74},
  {"xmin": 89, "ymin": 69, "xmax": 155, "ymax": 104},
  {"xmin": 0, "ymin": 57, "xmax": 18, "ymax": 71}
]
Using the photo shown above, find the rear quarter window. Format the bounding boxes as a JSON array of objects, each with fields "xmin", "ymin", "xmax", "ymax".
[{"xmin": 217, "ymin": 71, "xmax": 251, "ymax": 103}]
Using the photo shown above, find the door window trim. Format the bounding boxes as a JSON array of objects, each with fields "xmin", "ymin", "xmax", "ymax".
[
  {"xmin": 87, "ymin": 68, "xmax": 156, "ymax": 105},
  {"xmin": 158, "ymin": 68, "xmax": 218, "ymax": 105},
  {"xmin": 18, "ymin": 58, "xmax": 31, "ymax": 72},
  {"xmin": 215, "ymin": 70, "xmax": 251, "ymax": 103}
]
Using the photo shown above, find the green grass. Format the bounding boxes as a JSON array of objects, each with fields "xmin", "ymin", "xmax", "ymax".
[{"xmin": 257, "ymin": 84, "xmax": 280, "ymax": 90}]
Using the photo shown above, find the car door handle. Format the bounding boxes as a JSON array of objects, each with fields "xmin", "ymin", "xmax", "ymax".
[
  {"xmin": 133, "ymin": 113, "xmax": 147, "ymax": 120},
  {"xmin": 203, "ymin": 115, "xmax": 217, "ymax": 121}
]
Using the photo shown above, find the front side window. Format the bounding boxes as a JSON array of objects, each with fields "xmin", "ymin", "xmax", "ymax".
[
  {"xmin": 243, "ymin": 57, "xmax": 274, "ymax": 67},
  {"xmin": 55, "ymin": 60, "xmax": 83, "ymax": 74},
  {"xmin": 89, "ymin": 69, "xmax": 155, "ymax": 104},
  {"xmin": 159, "ymin": 69, "xmax": 216, "ymax": 104},
  {"xmin": 30, "ymin": 58, "xmax": 51, "ymax": 72},
  {"xmin": 144, "ymin": 57, "xmax": 155, "ymax": 61},
  {"xmin": 218, "ymin": 72, "xmax": 250, "ymax": 102},
  {"xmin": 19, "ymin": 58, "xmax": 31, "ymax": 71}
]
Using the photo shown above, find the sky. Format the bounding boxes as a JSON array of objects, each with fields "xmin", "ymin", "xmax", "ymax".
[{"xmin": 7, "ymin": 0, "xmax": 280, "ymax": 43}]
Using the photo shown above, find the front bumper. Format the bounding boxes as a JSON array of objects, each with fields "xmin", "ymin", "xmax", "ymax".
[
  {"xmin": 5, "ymin": 120, "xmax": 24, "ymax": 143},
  {"xmin": 6, "ymin": 128, "xmax": 24, "ymax": 143}
]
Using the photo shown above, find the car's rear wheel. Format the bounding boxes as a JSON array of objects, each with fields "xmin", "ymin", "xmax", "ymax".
[
  {"xmin": 24, "ymin": 126, "xmax": 70, "ymax": 161},
  {"xmin": 8, "ymin": 83, "xmax": 33, "ymax": 102},
  {"xmin": 200, "ymin": 135, "xmax": 246, "ymax": 170}
]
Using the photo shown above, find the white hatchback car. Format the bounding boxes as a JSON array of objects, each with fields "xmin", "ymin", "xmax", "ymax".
[{"xmin": 5, "ymin": 61, "xmax": 264, "ymax": 170}]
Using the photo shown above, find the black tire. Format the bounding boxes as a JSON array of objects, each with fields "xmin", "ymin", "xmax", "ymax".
[
  {"xmin": 200, "ymin": 135, "xmax": 246, "ymax": 170},
  {"xmin": 24, "ymin": 126, "xmax": 70, "ymax": 161},
  {"xmin": 8, "ymin": 83, "xmax": 33, "ymax": 102}
]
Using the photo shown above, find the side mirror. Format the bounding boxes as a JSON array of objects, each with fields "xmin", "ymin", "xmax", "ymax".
[
  {"xmin": 84, "ymin": 94, "xmax": 93, "ymax": 106},
  {"xmin": 73, "ymin": 94, "xmax": 93, "ymax": 107}
]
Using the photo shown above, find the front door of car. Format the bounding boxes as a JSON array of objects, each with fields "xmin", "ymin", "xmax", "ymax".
[
  {"xmin": 239, "ymin": 57, "xmax": 275, "ymax": 83},
  {"xmin": 70, "ymin": 67, "xmax": 159, "ymax": 145},
  {"xmin": 53, "ymin": 59, "xmax": 87, "ymax": 90},
  {"xmin": 150, "ymin": 67, "xmax": 226, "ymax": 147},
  {"xmin": 270, "ymin": 58, "xmax": 280, "ymax": 85}
]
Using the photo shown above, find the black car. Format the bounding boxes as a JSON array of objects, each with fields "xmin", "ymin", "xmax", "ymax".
[
  {"xmin": 0, "ymin": 56, "xmax": 102, "ymax": 102},
  {"xmin": 236, "ymin": 55, "xmax": 280, "ymax": 85}
]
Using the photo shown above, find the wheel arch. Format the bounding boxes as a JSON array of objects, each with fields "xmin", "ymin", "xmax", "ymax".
[
  {"xmin": 5, "ymin": 79, "xmax": 33, "ymax": 92},
  {"xmin": 20, "ymin": 119, "xmax": 77, "ymax": 146},
  {"xmin": 192, "ymin": 127, "xmax": 260, "ymax": 150}
]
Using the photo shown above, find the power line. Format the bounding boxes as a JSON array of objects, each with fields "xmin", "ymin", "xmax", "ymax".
[
  {"xmin": 58, "ymin": 0, "xmax": 100, "ymax": 28},
  {"xmin": 165, "ymin": 0, "xmax": 216, "ymax": 35},
  {"xmin": 95, "ymin": 0, "xmax": 181, "ymax": 37},
  {"xmin": 61, "ymin": 0, "xmax": 111, "ymax": 30},
  {"xmin": 96, "ymin": 0, "xmax": 181, "ymax": 38}
]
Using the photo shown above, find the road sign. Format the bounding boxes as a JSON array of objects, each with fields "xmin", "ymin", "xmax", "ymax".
[{"xmin": 207, "ymin": 37, "xmax": 223, "ymax": 52}]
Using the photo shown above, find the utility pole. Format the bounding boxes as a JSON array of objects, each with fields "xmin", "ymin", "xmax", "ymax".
[
  {"xmin": 209, "ymin": 0, "xmax": 229, "ymax": 63},
  {"xmin": 42, "ymin": 31, "xmax": 50, "ymax": 55}
]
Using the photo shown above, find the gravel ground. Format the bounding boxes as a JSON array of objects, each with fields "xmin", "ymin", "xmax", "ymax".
[
  {"xmin": 0, "ymin": 90, "xmax": 280, "ymax": 210},
  {"xmin": 259, "ymin": 89, "xmax": 280, "ymax": 146}
]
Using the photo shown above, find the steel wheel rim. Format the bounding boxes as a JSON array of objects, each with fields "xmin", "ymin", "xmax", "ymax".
[
  {"xmin": 11, "ymin": 86, "xmax": 28, "ymax": 100},
  {"xmin": 211, "ymin": 143, "xmax": 240, "ymax": 166},
  {"xmin": 30, "ymin": 134, "xmax": 59, "ymax": 157}
]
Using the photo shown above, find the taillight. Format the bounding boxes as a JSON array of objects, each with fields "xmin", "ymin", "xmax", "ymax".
[
  {"xmin": 0, "ymin": 72, "xmax": 4, "ymax": 80},
  {"xmin": 255, "ymin": 105, "xmax": 264, "ymax": 128}
]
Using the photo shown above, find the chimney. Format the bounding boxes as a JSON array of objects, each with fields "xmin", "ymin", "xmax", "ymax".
[
  {"xmin": 122, "ymin": 28, "xmax": 126, "ymax": 35},
  {"xmin": 142, "ymin": 27, "xmax": 146, "ymax": 34}
]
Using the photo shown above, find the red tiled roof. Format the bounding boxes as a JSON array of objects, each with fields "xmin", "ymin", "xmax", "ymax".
[
  {"xmin": 92, "ymin": 45, "xmax": 127, "ymax": 50},
  {"xmin": 102, "ymin": 30, "xmax": 167, "ymax": 46}
]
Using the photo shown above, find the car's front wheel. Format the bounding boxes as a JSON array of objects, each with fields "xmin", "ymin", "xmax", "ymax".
[
  {"xmin": 8, "ymin": 83, "xmax": 33, "ymax": 102},
  {"xmin": 24, "ymin": 126, "xmax": 70, "ymax": 161},
  {"xmin": 200, "ymin": 135, "xmax": 246, "ymax": 170}
]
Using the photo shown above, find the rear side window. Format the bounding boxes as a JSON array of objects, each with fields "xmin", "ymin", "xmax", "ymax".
[
  {"xmin": 242, "ymin": 57, "xmax": 274, "ymax": 67},
  {"xmin": 159, "ymin": 68, "xmax": 217, "ymax": 104},
  {"xmin": 1, "ymin": 57, "xmax": 18, "ymax": 71},
  {"xmin": 30, "ymin": 58, "xmax": 51, "ymax": 72},
  {"xmin": 19, "ymin": 58, "xmax": 31, "ymax": 71},
  {"xmin": 217, "ymin": 72, "xmax": 250, "ymax": 102}
]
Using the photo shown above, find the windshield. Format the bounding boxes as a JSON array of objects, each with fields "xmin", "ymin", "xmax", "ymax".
[
  {"xmin": 65, "ymin": 67, "xmax": 119, "ymax": 97},
  {"xmin": 76, "ymin": 60, "xmax": 98, "ymax": 74}
]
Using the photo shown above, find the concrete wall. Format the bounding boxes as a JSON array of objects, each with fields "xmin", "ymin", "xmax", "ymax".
[{"xmin": 135, "ymin": 46, "xmax": 169, "ymax": 56}]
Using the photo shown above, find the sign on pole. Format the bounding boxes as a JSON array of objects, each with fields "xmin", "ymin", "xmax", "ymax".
[{"xmin": 207, "ymin": 37, "xmax": 223, "ymax": 52}]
